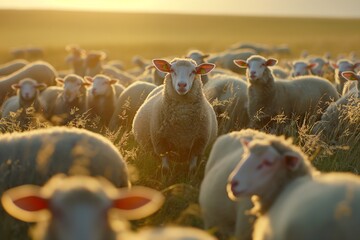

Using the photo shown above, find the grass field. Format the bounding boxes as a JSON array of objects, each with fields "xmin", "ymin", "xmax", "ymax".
[{"xmin": 0, "ymin": 9, "xmax": 360, "ymax": 240}]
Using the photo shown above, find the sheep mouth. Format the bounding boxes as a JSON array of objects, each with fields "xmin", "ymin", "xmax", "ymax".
[{"xmin": 176, "ymin": 88, "xmax": 188, "ymax": 95}]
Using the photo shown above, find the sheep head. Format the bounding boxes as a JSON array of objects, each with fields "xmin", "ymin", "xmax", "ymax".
[
  {"xmin": 57, "ymin": 74, "xmax": 90, "ymax": 102},
  {"xmin": 292, "ymin": 60, "xmax": 317, "ymax": 77},
  {"xmin": 85, "ymin": 74, "xmax": 117, "ymax": 97},
  {"xmin": 234, "ymin": 55, "xmax": 277, "ymax": 84},
  {"xmin": 12, "ymin": 78, "xmax": 47, "ymax": 101},
  {"xmin": 1, "ymin": 175, "xmax": 164, "ymax": 240},
  {"xmin": 153, "ymin": 58, "xmax": 214, "ymax": 95},
  {"xmin": 227, "ymin": 138, "xmax": 301, "ymax": 200}
]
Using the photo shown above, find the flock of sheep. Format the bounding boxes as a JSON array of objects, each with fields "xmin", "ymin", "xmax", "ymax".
[{"xmin": 0, "ymin": 42, "xmax": 359, "ymax": 240}]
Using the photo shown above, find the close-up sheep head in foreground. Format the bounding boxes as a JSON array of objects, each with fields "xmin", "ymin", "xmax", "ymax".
[
  {"xmin": 152, "ymin": 58, "xmax": 215, "ymax": 95},
  {"xmin": 1, "ymin": 174, "xmax": 164, "ymax": 240}
]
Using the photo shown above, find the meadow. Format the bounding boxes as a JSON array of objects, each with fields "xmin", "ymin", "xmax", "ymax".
[{"xmin": 0, "ymin": 9, "xmax": 360, "ymax": 239}]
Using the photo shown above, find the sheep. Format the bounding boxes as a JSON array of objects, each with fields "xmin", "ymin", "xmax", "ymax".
[
  {"xmin": 1, "ymin": 78, "xmax": 47, "ymax": 127},
  {"xmin": 0, "ymin": 59, "xmax": 28, "ymax": 76},
  {"xmin": 290, "ymin": 60, "xmax": 317, "ymax": 78},
  {"xmin": 0, "ymin": 61, "xmax": 57, "ymax": 105},
  {"xmin": 269, "ymin": 66, "xmax": 289, "ymax": 79},
  {"xmin": 186, "ymin": 50, "xmax": 211, "ymax": 85},
  {"xmin": 2, "ymin": 174, "xmax": 163, "ymax": 240},
  {"xmin": 330, "ymin": 59, "xmax": 360, "ymax": 94},
  {"xmin": 227, "ymin": 133, "xmax": 360, "ymax": 240},
  {"xmin": 312, "ymin": 71, "xmax": 360, "ymax": 141},
  {"xmin": 229, "ymin": 42, "xmax": 273, "ymax": 55},
  {"xmin": 234, "ymin": 55, "xmax": 339, "ymax": 130},
  {"xmin": 65, "ymin": 44, "xmax": 87, "ymax": 77},
  {"xmin": 203, "ymin": 74, "xmax": 249, "ymax": 134},
  {"xmin": 199, "ymin": 129, "xmax": 269, "ymax": 240},
  {"xmin": 41, "ymin": 74, "xmax": 90, "ymax": 125},
  {"xmin": 132, "ymin": 58, "xmax": 217, "ymax": 171},
  {"xmin": 86, "ymin": 74, "xmax": 117, "ymax": 127},
  {"xmin": 84, "ymin": 51, "xmax": 136, "ymax": 86},
  {"xmin": 137, "ymin": 65, "xmax": 167, "ymax": 86},
  {"xmin": 109, "ymin": 81, "xmax": 157, "ymax": 131},
  {"xmin": 207, "ymin": 49, "xmax": 256, "ymax": 75},
  {"xmin": 309, "ymin": 56, "xmax": 330, "ymax": 77}
]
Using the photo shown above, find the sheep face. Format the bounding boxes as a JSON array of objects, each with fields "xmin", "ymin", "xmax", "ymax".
[
  {"xmin": 186, "ymin": 50, "xmax": 209, "ymax": 65},
  {"xmin": 309, "ymin": 58, "xmax": 327, "ymax": 76},
  {"xmin": 57, "ymin": 75, "xmax": 89, "ymax": 102},
  {"xmin": 2, "ymin": 175, "xmax": 165, "ymax": 240},
  {"xmin": 342, "ymin": 71, "xmax": 360, "ymax": 84},
  {"xmin": 153, "ymin": 59, "xmax": 215, "ymax": 95},
  {"xmin": 292, "ymin": 61, "xmax": 317, "ymax": 77},
  {"xmin": 331, "ymin": 60, "xmax": 360, "ymax": 79},
  {"xmin": 86, "ymin": 75, "xmax": 116, "ymax": 97},
  {"xmin": 227, "ymin": 140, "xmax": 301, "ymax": 200},
  {"xmin": 12, "ymin": 79, "xmax": 46, "ymax": 101},
  {"xmin": 234, "ymin": 56, "xmax": 277, "ymax": 84}
]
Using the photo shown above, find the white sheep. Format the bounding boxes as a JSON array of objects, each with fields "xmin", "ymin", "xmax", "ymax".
[
  {"xmin": 0, "ymin": 59, "xmax": 28, "ymax": 76},
  {"xmin": 65, "ymin": 44, "xmax": 87, "ymax": 77},
  {"xmin": 0, "ymin": 61, "xmax": 57, "ymax": 105},
  {"xmin": 309, "ymin": 56, "xmax": 330, "ymax": 77},
  {"xmin": 132, "ymin": 58, "xmax": 217, "ymax": 171},
  {"xmin": 208, "ymin": 49, "xmax": 255, "ymax": 75},
  {"xmin": 330, "ymin": 59, "xmax": 360, "ymax": 94},
  {"xmin": 2, "ymin": 174, "xmax": 163, "ymax": 240},
  {"xmin": 234, "ymin": 55, "xmax": 339, "ymax": 129},
  {"xmin": 109, "ymin": 81, "xmax": 157, "ymax": 131},
  {"xmin": 86, "ymin": 74, "xmax": 118, "ymax": 127},
  {"xmin": 137, "ymin": 65, "xmax": 167, "ymax": 86},
  {"xmin": 312, "ymin": 71, "xmax": 360, "ymax": 140},
  {"xmin": 199, "ymin": 129, "xmax": 268, "ymax": 240},
  {"xmin": 203, "ymin": 74, "xmax": 249, "ymax": 134},
  {"xmin": 269, "ymin": 66, "xmax": 289, "ymax": 79},
  {"xmin": 1, "ymin": 78, "xmax": 47, "ymax": 126},
  {"xmin": 84, "ymin": 51, "xmax": 136, "ymax": 86},
  {"xmin": 227, "ymin": 134, "xmax": 360, "ymax": 240},
  {"xmin": 290, "ymin": 60, "xmax": 317, "ymax": 78},
  {"xmin": 42, "ymin": 74, "xmax": 90, "ymax": 125}
]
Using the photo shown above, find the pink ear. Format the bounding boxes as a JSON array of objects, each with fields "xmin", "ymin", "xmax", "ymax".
[
  {"xmin": 342, "ymin": 71, "xmax": 359, "ymax": 81},
  {"xmin": 1, "ymin": 185, "xmax": 48, "ymax": 222},
  {"xmin": 265, "ymin": 58, "xmax": 278, "ymax": 67},
  {"xmin": 111, "ymin": 186, "xmax": 164, "ymax": 220},
  {"xmin": 195, "ymin": 63, "xmax": 215, "ymax": 75},
  {"xmin": 354, "ymin": 62, "xmax": 360, "ymax": 69},
  {"xmin": 240, "ymin": 138, "xmax": 251, "ymax": 148},
  {"xmin": 152, "ymin": 59, "xmax": 172, "ymax": 73},
  {"xmin": 330, "ymin": 62, "xmax": 338, "ymax": 69},
  {"xmin": 284, "ymin": 152, "xmax": 300, "ymax": 171},
  {"xmin": 233, "ymin": 60, "xmax": 248, "ymax": 68},
  {"xmin": 84, "ymin": 76, "xmax": 94, "ymax": 83},
  {"xmin": 56, "ymin": 78, "xmax": 64, "ymax": 85},
  {"xmin": 307, "ymin": 62, "xmax": 318, "ymax": 69}
]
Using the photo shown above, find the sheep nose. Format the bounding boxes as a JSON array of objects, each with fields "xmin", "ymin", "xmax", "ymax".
[
  {"xmin": 250, "ymin": 71, "xmax": 256, "ymax": 75},
  {"xmin": 178, "ymin": 83, "xmax": 187, "ymax": 88}
]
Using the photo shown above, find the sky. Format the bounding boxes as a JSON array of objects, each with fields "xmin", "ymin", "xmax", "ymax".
[{"xmin": 0, "ymin": 0, "xmax": 359, "ymax": 18}]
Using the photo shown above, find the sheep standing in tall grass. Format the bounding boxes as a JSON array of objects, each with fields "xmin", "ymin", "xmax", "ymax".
[
  {"xmin": 312, "ymin": 71, "xmax": 360, "ymax": 141},
  {"xmin": 234, "ymin": 55, "xmax": 339, "ymax": 130},
  {"xmin": 1, "ymin": 78, "xmax": 46, "ymax": 127},
  {"xmin": 331, "ymin": 59, "xmax": 360, "ymax": 94},
  {"xmin": 0, "ymin": 61, "xmax": 57, "ymax": 105},
  {"xmin": 86, "ymin": 74, "xmax": 117, "ymax": 127},
  {"xmin": 41, "ymin": 74, "xmax": 90, "ymax": 125},
  {"xmin": 199, "ymin": 129, "xmax": 267, "ymax": 240},
  {"xmin": 2, "ymin": 174, "xmax": 163, "ymax": 240},
  {"xmin": 132, "ymin": 58, "xmax": 217, "ymax": 171},
  {"xmin": 227, "ymin": 134, "xmax": 360, "ymax": 240}
]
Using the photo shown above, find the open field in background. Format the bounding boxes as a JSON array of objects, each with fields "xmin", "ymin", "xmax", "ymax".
[
  {"xmin": 0, "ymin": 10, "xmax": 360, "ymax": 69},
  {"xmin": 0, "ymin": 10, "xmax": 360, "ymax": 240}
]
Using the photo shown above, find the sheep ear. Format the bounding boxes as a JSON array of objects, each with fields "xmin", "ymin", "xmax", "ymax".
[
  {"xmin": 11, "ymin": 84, "xmax": 21, "ymax": 90},
  {"xmin": 109, "ymin": 79, "xmax": 118, "ymax": 85},
  {"xmin": 233, "ymin": 60, "xmax": 248, "ymax": 68},
  {"xmin": 56, "ymin": 78, "xmax": 65, "ymax": 85},
  {"xmin": 36, "ymin": 83, "xmax": 47, "ymax": 90},
  {"xmin": 307, "ymin": 62, "xmax": 318, "ymax": 69},
  {"xmin": 84, "ymin": 76, "xmax": 94, "ymax": 83},
  {"xmin": 342, "ymin": 71, "xmax": 359, "ymax": 81},
  {"xmin": 202, "ymin": 54, "xmax": 210, "ymax": 59},
  {"xmin": 1, "ymin": 185, "xmax": 49, "ymax": 222},
  {"xmin": 330, "ymin": 61, "xmax": 338, "ymax": 70},
  {"xmin": 283, "ymin": 152, "xmax": 301, "ymax": 171},
  {"xmin": 82, "ymin": 82, "xmax": 92, "ymax": 87},
  {"xmin": 152, "ymin": 59, "xmax": 172, "ymax": 73},
  {"xmin": 265, "ymin": 58, "xmax": 278, "ymax": 67},
  {"xmin": 195, "ymin": 63, "xmax": 215, "ymax": 75},
  {"xmin": 112, "ymin": 186, "xmax": 164, "ymax": 220},
  {"xmin": 99, "ymin": 51, "xmax": 107, "ymax": 60},
  {"xmin": 354, "ymin": 62, "xmax": 360, "ymax": 69},
  {"xmin": 240, "ymin": 138, "xmax": 251, "ymax": 149}
]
